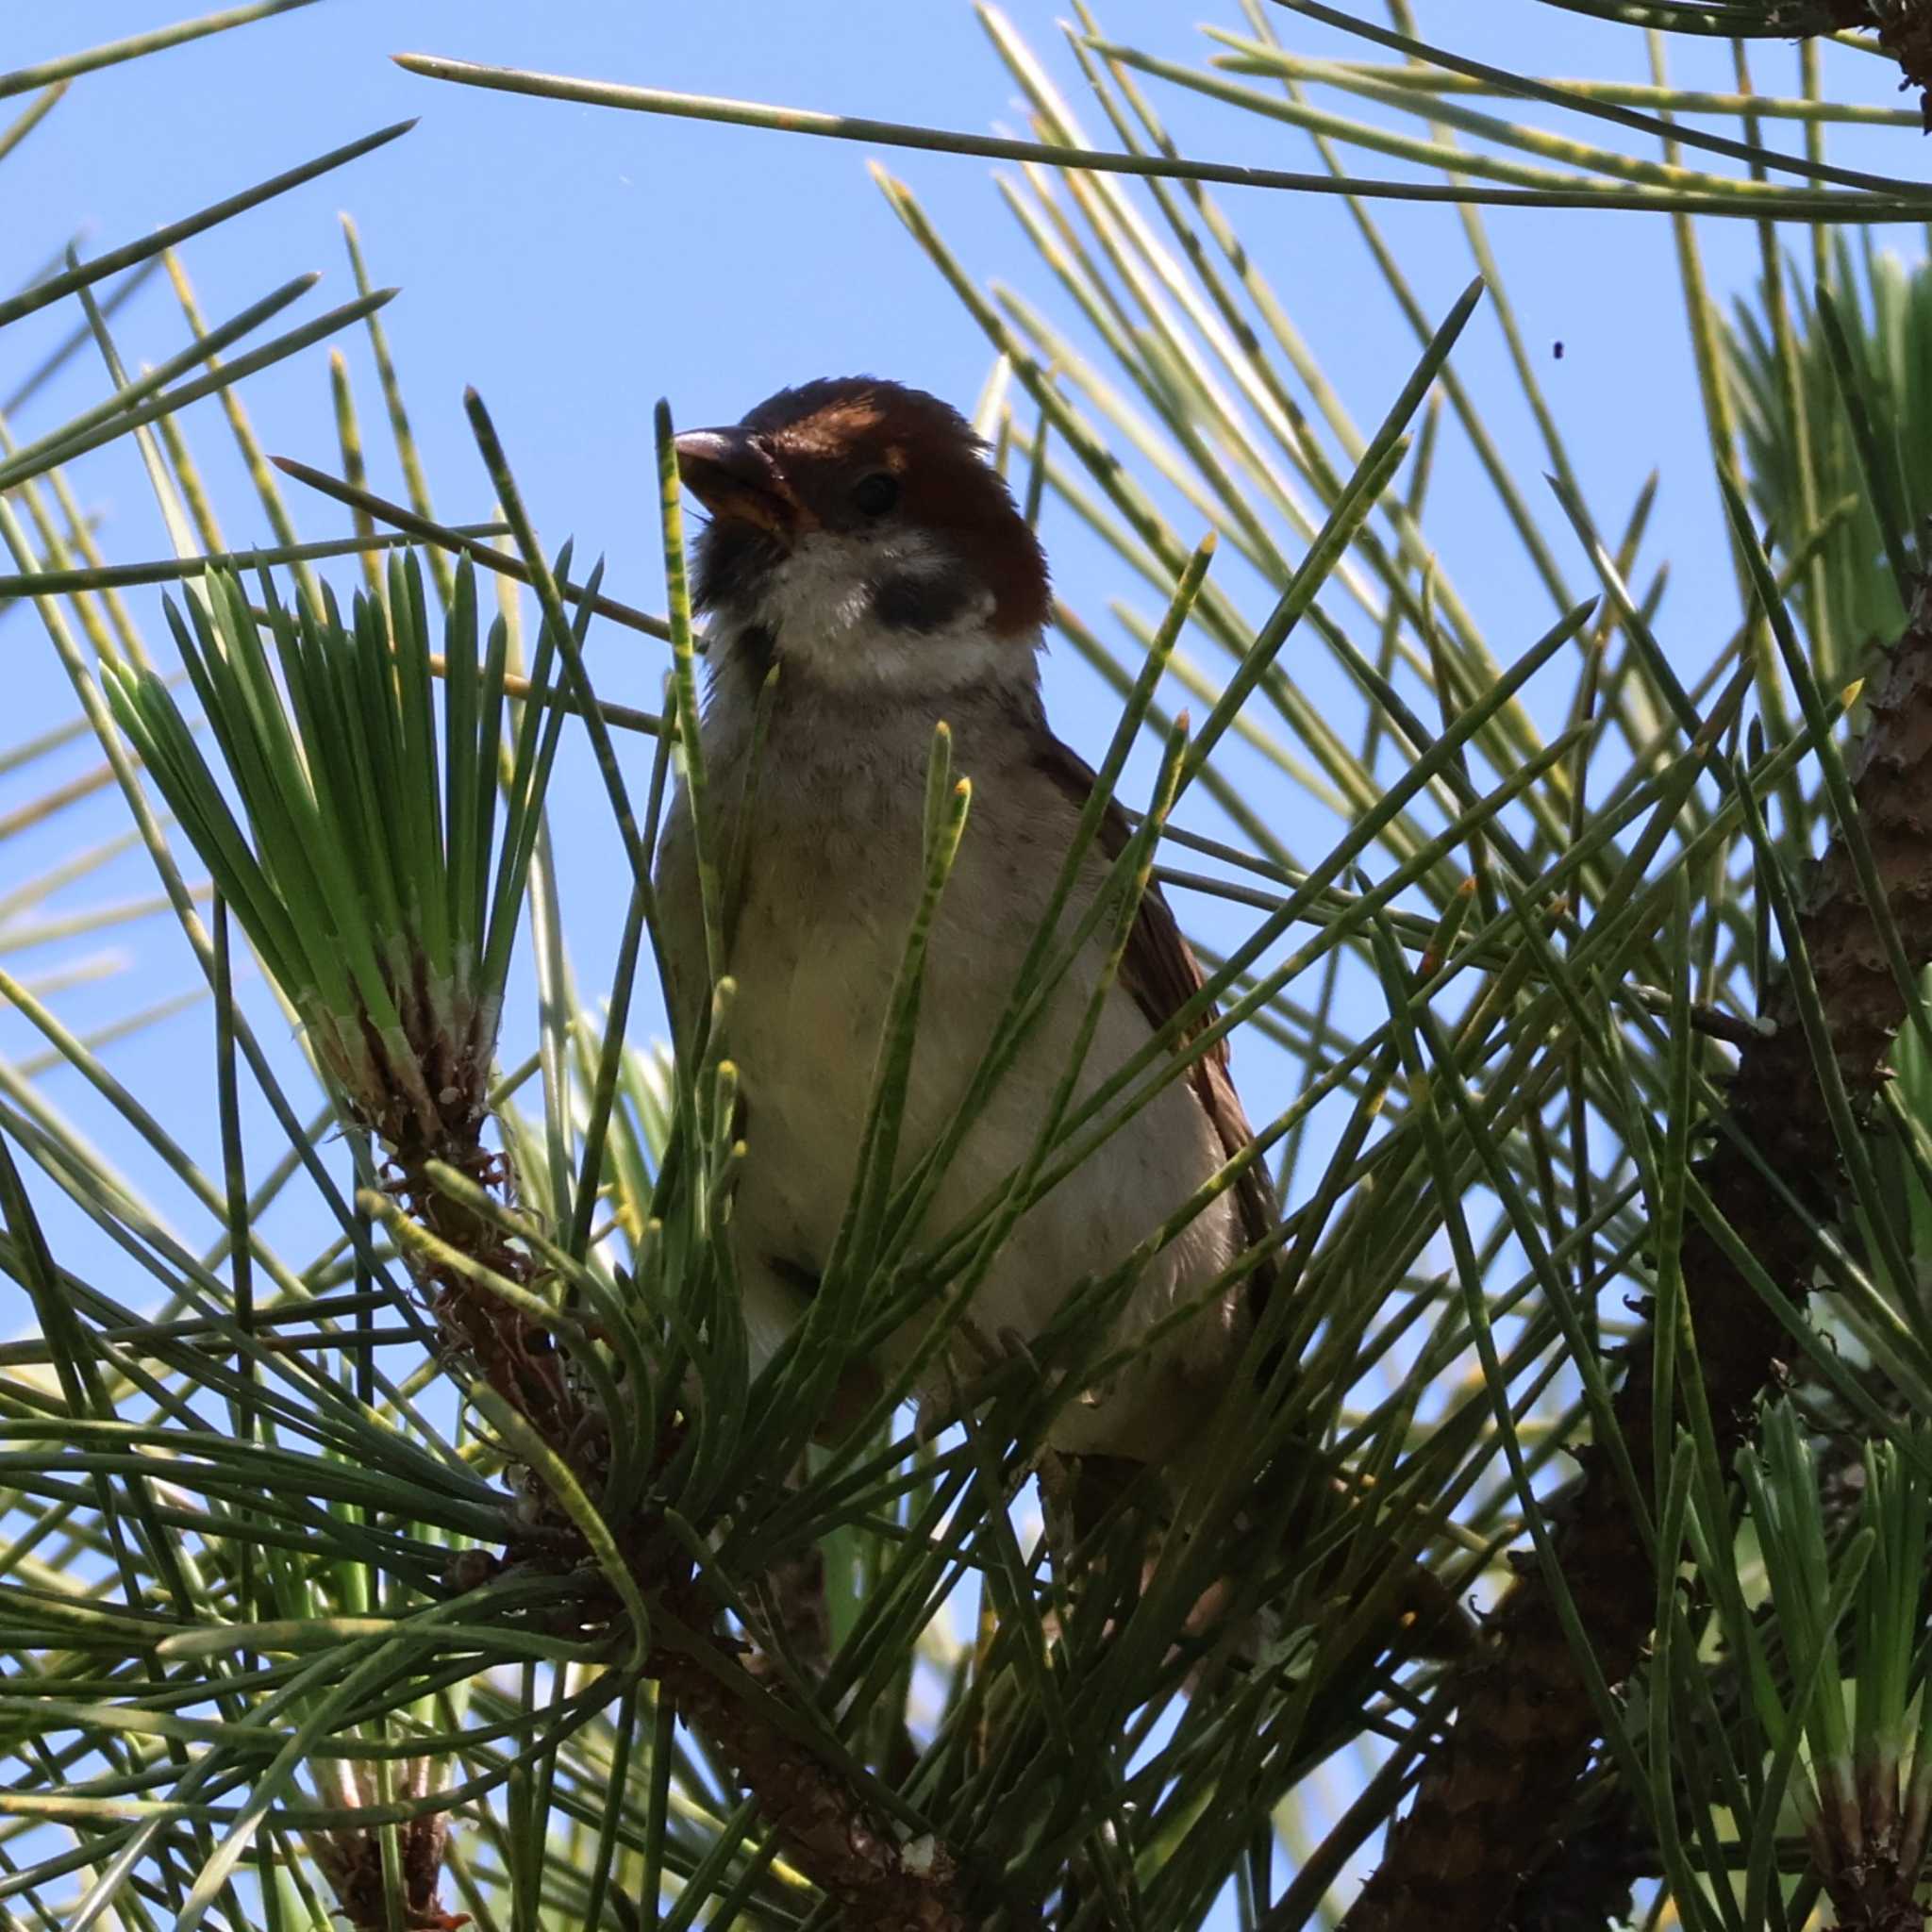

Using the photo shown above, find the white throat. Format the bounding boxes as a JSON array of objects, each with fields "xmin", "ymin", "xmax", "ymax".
[{"xmin": 712, "ymin": 527, "xmax": 1032, "ymax": 698}]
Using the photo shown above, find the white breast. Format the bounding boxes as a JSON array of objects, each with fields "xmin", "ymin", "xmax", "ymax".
[{"xmin": 654, "ymin": 648, "xmax": 1250, "ymax": 1460}]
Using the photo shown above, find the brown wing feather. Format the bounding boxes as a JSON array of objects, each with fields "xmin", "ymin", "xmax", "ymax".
[{"xmin": 1029, "ymin": 733, "xmax": 1278, "ymax": 1306}]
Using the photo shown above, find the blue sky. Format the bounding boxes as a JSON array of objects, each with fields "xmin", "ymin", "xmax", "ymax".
[
  {"xmin": 1, "ymin": 0, "xmax": 1924, "ymax": 1917},
  {"xmin": 1, "ymin": 0, "xmax": 1914, "ymax": 1425},
  {"xmin": 10, "ymin": 2, "xmax": 1892, "ymax": 1158}
]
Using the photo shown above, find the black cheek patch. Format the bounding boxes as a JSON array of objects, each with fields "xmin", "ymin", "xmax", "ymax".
[{"xmin": 871, "ymin": 567, "xmax": 976, "ymax": 635}]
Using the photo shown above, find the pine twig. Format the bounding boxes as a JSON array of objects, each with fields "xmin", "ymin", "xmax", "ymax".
[
  {"xmin": 1339, "ymin": 572, "xmax": 1932, "ymax": 1932},
  {"xmin": 1826, "ymin": 2, "xmax": 1932, "ymax": 132},
  {"xmin": 646, "ymin": 1613, "xmax": 969, "ymax": 1932}
]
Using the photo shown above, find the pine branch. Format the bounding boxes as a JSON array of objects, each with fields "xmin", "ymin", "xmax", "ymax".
[
  {"xmin": 647, "ymin": 1615, "xmax": 969, "ymax": 1932},
  {"xmin": 1827, "ymin": 3, "xmax": 1932, "ymax": 130},
  {"xmin": 1503, "ymin": 1782, "xmax": 1645, "ymax": 1932},
  {"xmin": 1341, "ymin": 571, "xmax": 1932, "ymax": 1932}
]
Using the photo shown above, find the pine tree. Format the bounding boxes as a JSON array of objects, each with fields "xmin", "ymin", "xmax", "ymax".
[{"xmin": 4, "ymin": 5, "xmax": 1932, "ymax": 1926}]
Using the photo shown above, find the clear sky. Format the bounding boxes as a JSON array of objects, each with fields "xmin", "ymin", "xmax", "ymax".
[
  {"xmin": 0, "ymin": 1, "xmax": 1922, "ymax": 1916},
  {"xmin": 1, "ymin": 0, "xmax": 1914, "ymax": 1399},
  {"xmin": 12, "ymin": 3, "xmax": 1895, "ymax": 1219}
]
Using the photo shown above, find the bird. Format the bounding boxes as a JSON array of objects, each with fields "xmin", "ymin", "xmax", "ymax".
[{"xmin": 653, "ymin": 374, "xmax": 1278, "ymax": 1478}]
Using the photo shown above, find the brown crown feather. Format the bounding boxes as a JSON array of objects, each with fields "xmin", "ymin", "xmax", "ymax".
[{"xmin": 738, "ymin": 375, "xmax": 1052, "ymax": 639}]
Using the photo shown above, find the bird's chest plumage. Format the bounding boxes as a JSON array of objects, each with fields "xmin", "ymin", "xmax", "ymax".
[
  {"xmin": 654, "ymin": 670, "xmax": 1247, "ymax": 1454},
  {"xmin": 699, "ymin": 697, "xmax": 1058, "ymax": 1249},
  {"xmin": 729, "ymin": 746, "xmax": 934, "ymax": 1200}
]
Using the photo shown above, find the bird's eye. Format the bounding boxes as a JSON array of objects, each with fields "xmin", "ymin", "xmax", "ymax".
[{"xmin": 852, "ymin": 472, "xmax": 900, "ymax": 518}]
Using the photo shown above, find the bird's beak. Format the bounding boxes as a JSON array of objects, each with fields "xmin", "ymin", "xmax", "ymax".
[{"xmin": 673, "ymin": 426, "xmax": 801, "ymax": 540}]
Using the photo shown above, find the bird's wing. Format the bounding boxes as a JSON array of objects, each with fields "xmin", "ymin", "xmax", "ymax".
[{"xmin": 1028, "ymin": 731, "xmax": 1278, "ymax": 1299}]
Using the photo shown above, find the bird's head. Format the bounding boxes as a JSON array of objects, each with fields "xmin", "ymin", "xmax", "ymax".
[{"xmin": 675, "ymin": 376, "xmax": 1050, "ymax": 694}]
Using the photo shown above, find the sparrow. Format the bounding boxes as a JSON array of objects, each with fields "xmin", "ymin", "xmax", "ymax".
[{"xmin": 653, "ymin": 375, "xmax": 1276, "ymax": 1474}]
